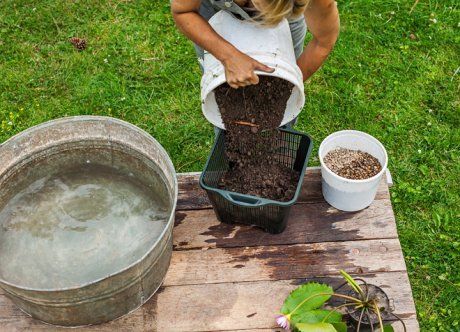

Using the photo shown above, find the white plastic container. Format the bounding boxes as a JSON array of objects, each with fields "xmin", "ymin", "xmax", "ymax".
[
  {"xmin": 319, "ymin": 130, "xmax": 388, "ymax": 212},
  {"xmin": 201, "ymin": 11, "xmax": 305, "ymax": 129}
]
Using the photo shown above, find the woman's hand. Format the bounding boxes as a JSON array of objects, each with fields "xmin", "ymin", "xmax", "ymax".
[
  {"xmin": 221, "ymin": 49, "xmax": 274, "ymax": 89},
  {"xmin": 171, "ymin": 0, "xmax": 273, "ymax": 89}
]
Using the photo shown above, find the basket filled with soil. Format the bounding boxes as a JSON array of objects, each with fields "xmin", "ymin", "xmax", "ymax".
[
  {"xmin": 200, "ymin": 76, "xmax": 312, "ymax": 234},
  {"xmin": 319, "ymin": 130, "xmax": 388, "ymax": 212}
]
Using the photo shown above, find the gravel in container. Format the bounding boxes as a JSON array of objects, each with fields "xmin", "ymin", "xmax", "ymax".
[{"xmin": 323, "ymin": 147, "xmax": 382, "ymax": 180}]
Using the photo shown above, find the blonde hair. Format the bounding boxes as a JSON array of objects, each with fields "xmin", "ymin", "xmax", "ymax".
[{"xmin": 254, "ymin": 0, "xmax": 310, "ymax": 26}]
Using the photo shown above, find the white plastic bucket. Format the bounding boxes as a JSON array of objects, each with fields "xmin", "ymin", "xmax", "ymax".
[
  {"xmin": 318, "ymin": 130, "xmax": 388, "ymax": 212},
  {"xmin": 201, "ymin": 11, "xmax": 305, "ymax": 129}
]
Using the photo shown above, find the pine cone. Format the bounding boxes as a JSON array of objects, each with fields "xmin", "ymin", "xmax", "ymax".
[{"xmin": 69, "ymin": 37, "xmax": 87, "ymax": 51}]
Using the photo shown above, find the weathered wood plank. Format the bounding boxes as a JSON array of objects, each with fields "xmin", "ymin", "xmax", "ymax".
[
  {"xmin": 219, "ymin": 329, "xmax": 276, "ymax": 332},
  {"xmin": 0, "ymin": 297, "xmax": 156, "ymax": 331},
  {"xmin": 174, "ymin": 199, "xmax": 398, "ymax": 250},
  {"xmin": 177, "ymin": 173, "xmax": 211, "ymax": 211},
  {"xmin": 0, "ymin": 170, "xmax": 418, "ymax": 331},
  {"xmin": 177, "ymin": 169, "xmax": 390, "ymax": 211},
  {"xmin": 0, "ymin": 272, "xmax": 418, "ymax": 331},
  {"xmin": 215, "ymin": 320, "xmax": 417, "ymax": 332},
  {"xmin": 215, "ymin": 319, "xmax": 418, "ymax": 332},
  {"xmin": 165, "ymin": 239, "xmax": 405, "ymax": 286},
  {"xmin": 154, "ymin": 272, "xmax": 417, "ymax": 331}
]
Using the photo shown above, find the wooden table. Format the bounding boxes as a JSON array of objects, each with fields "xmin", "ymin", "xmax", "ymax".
[{"xmin": 0, "ymin": 168, "xmax": 419, "ymax": 331}]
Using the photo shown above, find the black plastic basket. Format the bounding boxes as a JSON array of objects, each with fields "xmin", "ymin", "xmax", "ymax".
[{"xmin": 199, "ymin": 128, "xmax": 313, "ymax": 234}]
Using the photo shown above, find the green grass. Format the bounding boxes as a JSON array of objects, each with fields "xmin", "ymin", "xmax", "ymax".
[{"xmin": 0, "ymin": 0, "xmax": 458, "ymax": 330}]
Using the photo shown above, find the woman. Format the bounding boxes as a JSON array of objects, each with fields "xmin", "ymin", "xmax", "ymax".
[{"xmin": 171, "ymin": 0, "xmax": 340, "ymax": 89}]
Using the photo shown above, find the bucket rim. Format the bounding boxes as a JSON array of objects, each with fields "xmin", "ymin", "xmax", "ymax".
[{"xmin": 200, "ymin": 56, "xmax": 305, "ymax": 130}]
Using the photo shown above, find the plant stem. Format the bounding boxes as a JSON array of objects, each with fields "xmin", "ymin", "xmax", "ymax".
[
  {"xmin": 409, "ymin": 0, "xmax": 419, "ymax": 14},
  {"xmin": 390, "ymin": 313, "xmax": 407, "ymax": 332},
  {"xmin": 330, "ymin": 293, "xmax": 363, "ymax": 303},
  {"xmin": 340, "ymin": 270, "xmax": 365, "ymax": 299},
  {"xmin": 321, "ymin": 302, "xmax": 358, "ymax": 323},
  {"xmin": 289, "ymin": 293, "xmax": 361, "ymax": 316},
  {"xmin": 356, "ymin": 307, "xmax": 366, "ymax": 332},
  {"xmin": 372, "ymin": 300, "xmax": 384, "ymax": 332},
  {"xmin": 334, "ymin": 281, "xmax": 349, "ymax": 292},
  {"xmin": 368, "ymin": 310, "xmax": 375, "ymax": 332},
  {"xmin": 354, "ymin": 278, "xmax": 370, "ymax": 301}
]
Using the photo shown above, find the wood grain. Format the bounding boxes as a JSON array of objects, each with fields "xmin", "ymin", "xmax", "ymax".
[
  {"xmin": 165, "ymin": 239, "xmax": 406, "ymax": 286},
  {"xmin": 177, "ymin": 169, "xmax": 390, "ymax": 211},
  {"xmin": 174, "ymin": 199, "xmax": 398, "ymax": 250},
  {"xmin": 0, "ymin": 272, "xmax": 417, "ymax": 332},
  {"xmin": 0, "ymin": 170, "xmax": 418, "ymax": 331},
  {"xmin": 154, "ymin": 273, "xmax": 417, "ymax": 331}
]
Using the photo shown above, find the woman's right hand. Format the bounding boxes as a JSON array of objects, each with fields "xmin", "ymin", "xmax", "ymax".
[
  {"xmin": 171, "ymin": 0, "xmax": 274, "ymax": 89},
  {"xmin": 221, "ymin": 49, "xmax": 275, "ymax": 89}
]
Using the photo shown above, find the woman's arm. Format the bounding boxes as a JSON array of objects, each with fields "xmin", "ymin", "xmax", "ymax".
[
  {"xmin": 171, "ymin": 0, "xmax": 274, "ymax": 88},
  {"xmin": 297, "ymin": 0, "xmax": 340, "ymax": 81}
]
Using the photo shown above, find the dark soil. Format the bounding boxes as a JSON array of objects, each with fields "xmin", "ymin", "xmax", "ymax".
[
  {"xmin": 323, "ymin": 147, "xmax": 382, "ymax": 180},
  {"xmin": 214, "ymin": 76, "xmax": 299, "ymax": 201}
]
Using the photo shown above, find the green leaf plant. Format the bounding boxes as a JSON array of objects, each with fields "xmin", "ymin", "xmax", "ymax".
[{"xmin": 276, "ymin": 270, "xmax": 407, "ymax": 332}]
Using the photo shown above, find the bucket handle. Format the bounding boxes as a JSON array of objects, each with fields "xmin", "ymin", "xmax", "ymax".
[{"xmin": 222, "ymin": 192, "xmax": 262, "ymax": 207}]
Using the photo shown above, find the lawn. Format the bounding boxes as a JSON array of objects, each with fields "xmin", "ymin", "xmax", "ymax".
[{"xmin": 0, "ymin": 0, "xmax": 459, "ymax": 330}]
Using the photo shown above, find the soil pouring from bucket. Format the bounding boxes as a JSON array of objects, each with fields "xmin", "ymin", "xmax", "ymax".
[{"xmin": 214, "ymin": 76, "xmax": 299, "ymax": 201}]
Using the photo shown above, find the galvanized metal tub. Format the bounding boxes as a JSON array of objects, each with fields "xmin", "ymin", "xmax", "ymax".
[{"xmin": 0, "ymin": 116, "xmax": 177, "ymax": 326}]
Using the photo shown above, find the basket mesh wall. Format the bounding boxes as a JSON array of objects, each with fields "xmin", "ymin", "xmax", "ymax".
[{"xmin": 201, "ymin": 128, "xmax": 312, "ymax": 234}]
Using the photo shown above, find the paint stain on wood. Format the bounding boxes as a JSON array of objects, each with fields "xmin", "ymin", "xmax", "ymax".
[
  {"xmin": 174, "ymin": 212, "xmax": 187, "ymax": 227},
  {"xmin": 199, "ymin": 203, "xmax": 365, "ymax": 249},
  {"xmin": 290, "ymin": 274, "xmax": 378, "ymax": 287},
  {"xmin": 176, "ymin": 177, "xmax": 211, "ymax": 210},
  {"xmin": 173, "ymin": 241, "xmax": 189, "ymax": 250},
  {"xmin": 227, "ymin": 244, "xmax": 363, "ymax": 280},
  {"xmin": 145, "ymin": 286, "xmax": 165, "ymax": 330}
]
